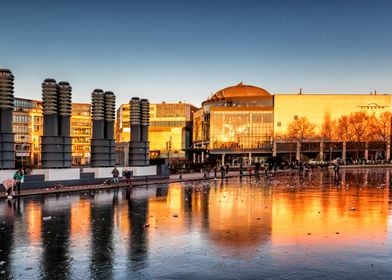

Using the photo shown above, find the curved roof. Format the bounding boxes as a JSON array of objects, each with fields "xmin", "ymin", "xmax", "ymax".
[{"xmin": 208, "ymin": 82, "xmax": 271, "ymax": 102}]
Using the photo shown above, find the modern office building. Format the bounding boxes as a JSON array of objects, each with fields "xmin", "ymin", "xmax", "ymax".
[
  {"xmin": 13, "ymin": 98, "xmax": 43, "ymax": 167},
  {"xmin": 193, "ymin": 83, "xmax": 392, "ymax": 165},
  {"xmin": 273, "ymin": 93, "xmax": 392, "ymax": 162},
  {"xmin": 192, "ymin": 82, "xmax": 274, "ymax": 165},
  {"xmin": 71, "ymin": 103, "xmax": 92, "ymax": 165},
  {"xmin": 12, "ymin": 98, "xmax": 91, "ymax": 167},
  {"xmin": 116, "ymin": 102, "xmax": 197, "ymax": 164}
]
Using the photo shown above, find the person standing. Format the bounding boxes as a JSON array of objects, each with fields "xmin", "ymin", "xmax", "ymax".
[
  {"xmin": 13, "ymin": 168, "xmax": 24, "ymax": 195},
  {"xmin": 112, "ymin": 167, "xmax": 120, "ymax": 184},
  {"xmin": 239, "ymin": 163, "xmax": 243, "ymax": 177}
]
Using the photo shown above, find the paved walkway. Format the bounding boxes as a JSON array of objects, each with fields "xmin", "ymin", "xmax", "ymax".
[
  {"xmin": 0, "ymin": 171, "xmax": 239, "ymax": 199},
  {"xmin": 2, "ymin": 164, "xmax": 391, "ymax": 199}
]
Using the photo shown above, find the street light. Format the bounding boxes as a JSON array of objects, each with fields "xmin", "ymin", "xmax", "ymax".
[
  {"xmin": 166, "ymin": 136, "xmax": 172, "ymax": 164},
  {"xmin": 20, "ymin": 135, "xmax": 26, "ymax": 168}
]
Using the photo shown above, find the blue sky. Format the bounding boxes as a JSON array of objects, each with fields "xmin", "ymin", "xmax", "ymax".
[{"xmin": 1, "ymin": 0, "xmax": 391, "ymax": 107}]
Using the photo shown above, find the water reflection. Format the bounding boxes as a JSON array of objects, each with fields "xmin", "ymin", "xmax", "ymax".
[
  {"xmin": 0, "ymin": 169, "xmax": 391, "ymax": 279},
  {"xmin": 207, "ymin": 182, "xmax": 272, "ymax": 253},
  {"xmin": 0, "ymin": 200, "xmax": 16, "ymax": 279}
]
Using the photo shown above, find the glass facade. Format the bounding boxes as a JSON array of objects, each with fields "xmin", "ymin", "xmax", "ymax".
[
  {"xmin": 71, "ymin": 103, "xmax": 92, "ymax": 165},
  {"xmin": 210, "ymin": 110, "xmax": 273, "ymax": 150},
  {"xmin": 115, "ymin": 102, "xmax": 197, "ymax": 161}
]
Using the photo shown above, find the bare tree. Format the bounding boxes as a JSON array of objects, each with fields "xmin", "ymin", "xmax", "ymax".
[
  {"xmin": 337, "ymin": 112, "xmax": 374, "ymax": 159},
  {"xmin": 287, "ymin": 116, "xmax": 316, "ymax": 142},
  {"xmin": 370, "ymin": 111, "xmax": 392, "ymax": 158},
  {"xmin": 320, "ymin": 114, "xmax": 338, "ymax": 161},
  {"xmin": 286, "ymin": 116, "xmax": 316, "ymax": 161}
]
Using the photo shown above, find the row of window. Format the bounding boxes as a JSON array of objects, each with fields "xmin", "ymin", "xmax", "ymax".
[{"xmin": 13, "ymin": 115, "xmax": 30, "ymax": 123}]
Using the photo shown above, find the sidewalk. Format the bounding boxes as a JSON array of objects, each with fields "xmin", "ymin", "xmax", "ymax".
[{"xmin": 1, "ymin": 171, "xmax": 239, "ymax": 199}]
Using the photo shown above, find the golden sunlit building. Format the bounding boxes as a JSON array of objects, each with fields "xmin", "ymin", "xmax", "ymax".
[
  {"xmin": 13, "ymin": 98, "xmax": 43, "ymax": 168},
  {"xmin": 12, "ymin": 99, "xmax": 91, "ymax": 167},
  {"xmin": 193, "ymin": 83, "xmax": 392, "ymax": 165},
  {"xmin": 71, "ymin": 103, "xmax": 92, "ymax": 165},
  {"xmin": 273, "ymin": 93, "xmax": 392, "ymax": 162},
  {"xmin": 193, "ymin": 82, "xmax": 274, "ymax": 165},
  {"xmin": 116, "ymin": 102, "xmax": 197, "ymax": 164}
]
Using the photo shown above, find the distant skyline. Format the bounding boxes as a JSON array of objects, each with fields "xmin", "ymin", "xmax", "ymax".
[{"xmin": 1, "ymin": 0, "xmax": 391, "ymax": 107}]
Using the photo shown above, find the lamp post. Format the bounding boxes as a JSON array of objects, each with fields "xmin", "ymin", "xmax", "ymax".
[
  {"xmin": 166, "ymin": 136, "xmax": 172, "ymax": 165},
  {"xmin": 20, "ymin": 135, "xmax": 26, "ymax": 168}
]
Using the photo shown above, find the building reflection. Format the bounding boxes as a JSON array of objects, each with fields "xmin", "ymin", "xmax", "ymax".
[
  {"xmin": 271, "ymin": 179, "xmax": 389, "ymax": 245},
  {"xmin": 90, "ymin": 198, "xmax": 115, "ymax": 280},
  {"xmin": 25, "ymin": 200, "xmax": 42, "ymax": 244},
  {"xmin": 207, "ymin": 182, "xmax": 273, "ymax": 253},
  {"xmin": 148, "ymin": 184, "xmax": 186, "ymax": 235},
  {"xmin": 69, "ymin": 198, "xmax": 91, "ymax": 279},
  {"xmin": 127, "ymin": 191, "xmax": 149, "ymax": 271},
  {"xmin": 147, "ymin": 182, "xmax": 273, "ymax": 255},
  {"xmin": 0, "ymin": 200, "xmax": 17, "ymax": 279},
  {"xmin": 40, "ymin": 199, "xmax": 71, "ymax": 280}
]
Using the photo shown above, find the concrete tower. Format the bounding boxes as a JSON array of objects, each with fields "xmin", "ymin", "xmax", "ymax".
[
  {"xmin": 41, "ymin": 79, "xmax": 72, "ymax": 168},
  {"xmin": 104, "ymin": 91, "xmax": 116, "ymax": 166},
  {"xmin": 129, "ymin": 97, "xmax": 150, "ymax": 166},
  {"xmin": 57, "ymin": 81, "xmax": 72, "ymax": 167},
  {"xmin": 90, "ymin": 89, "xmax": 116, "ymax": 167},
  {"xmin": 0, "ymin": 69, "xmax": 15, "ymax": 169}
]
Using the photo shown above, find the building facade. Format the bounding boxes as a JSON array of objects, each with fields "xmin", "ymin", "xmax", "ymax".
[
  {"xmin": 274, "ymin": 93, "xmax": 392, "ymax": 162},
  {"xmin": 13, "ymin": 98, "xmax": 43, "ymax": 167},
  {"xmin": 193, "ymin": 83, "xmax": 274, "ymax": 165},
  {"xmin": 116, "ymin": 102, "xmax": 197, "ymax": 165},
  {"xmin": 193, "ymin": 83, "xmax": 392, "ymax": 165},
  {"xmin": 71, "ymin": 103, "xmax": 92, "ymax": 165},
  {"xmin": 12, "ymin": 99, "xmax": 91, "ymax": 167}
]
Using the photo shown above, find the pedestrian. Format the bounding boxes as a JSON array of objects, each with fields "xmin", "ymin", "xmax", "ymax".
[
  {"xmin": 239, "ymin": 163, "xmax": 243, "ymax": 177},
  {"xmin": 13, "ymin": 168, "xmax": 24, "ymax": 195},
  {"xmin": 220, "ymin": 165, "xmax": 225, "ymax": 178},
  {"xmin": 124, "ymin": 169, "xmax": 132, "ymax": 186},
  {"xmin": 255, "ymin": 162, "xmax": 260, "ymax": 176},
  {"xmin": 203, "ymin": 167, "xmax": 208, "ymax": 178},
  {"xmin": 334, "ymin": 163, "xmax": 340, "ymax": 177},
  {"xmin": 225, "ymin": 164, "xmax": 229, "ymax": 175},
  {"xmin": 112, "ymin": 167, "xmax": 120, "ymax": 184},
  {"xmin": 213, "ymin": 166, "xmax": 218, "ymax": 179},
  {"xmin": 2, "ymin": 178, "xmax": 15, "ymax": 197}
]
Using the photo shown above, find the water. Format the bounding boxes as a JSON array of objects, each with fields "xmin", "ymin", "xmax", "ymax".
[{"xmin": 1, "ymin": 169, "xmax": 392, "ymax": 279}]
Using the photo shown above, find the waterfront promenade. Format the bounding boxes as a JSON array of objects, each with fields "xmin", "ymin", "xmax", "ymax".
[
  {"xmin": 2, "ymin": 163, "xmax": 392, "ymax": 199},
  {"xmin": 0, "ymin": 171, "xmax": 239, "ymax": 199}
]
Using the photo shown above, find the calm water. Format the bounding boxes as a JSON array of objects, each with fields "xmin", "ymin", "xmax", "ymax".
[{"xmin": 1, "ymin": 169, "xmax": 392, "ymax": 280}]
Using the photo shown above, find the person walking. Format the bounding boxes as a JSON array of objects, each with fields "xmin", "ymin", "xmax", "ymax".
[
  {"xmin": 239, "ymin": 163, "xmax": 243, "ymax": 177},
  {"xmin": 124, "ymin": 169, "xmax": 132, "ymax": 187},
  {"xmin": 13, "ymin": 168, "xmax": 24, "ymax": 195},
  {"xmin": 112, "ymin": 167, "xmax": 120, "ymax": 184},
  {"xmin": 225, "ymin": 164, "xmax": 229, "ymax": 176},
  {"xmin": 334, "ymin": 163, "xmax": 340, "ymax": 177},
  {"xmin": 220, "ymin": 165, "xmax": 225, "ymax": 179}
]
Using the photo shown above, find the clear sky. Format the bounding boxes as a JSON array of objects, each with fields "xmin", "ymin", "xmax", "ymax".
[{"xmin": 1, "ymin": 0, "xmax": 391, "ymax": 107}]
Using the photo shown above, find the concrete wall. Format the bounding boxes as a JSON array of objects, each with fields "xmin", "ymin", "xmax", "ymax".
[
  {"xmin": 32, "ymin": 168, "xmax": 80, "ymax": 181},
  {"xmin": 83, "ymin": 165, "xmax": 157, "ymax": 178}
]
